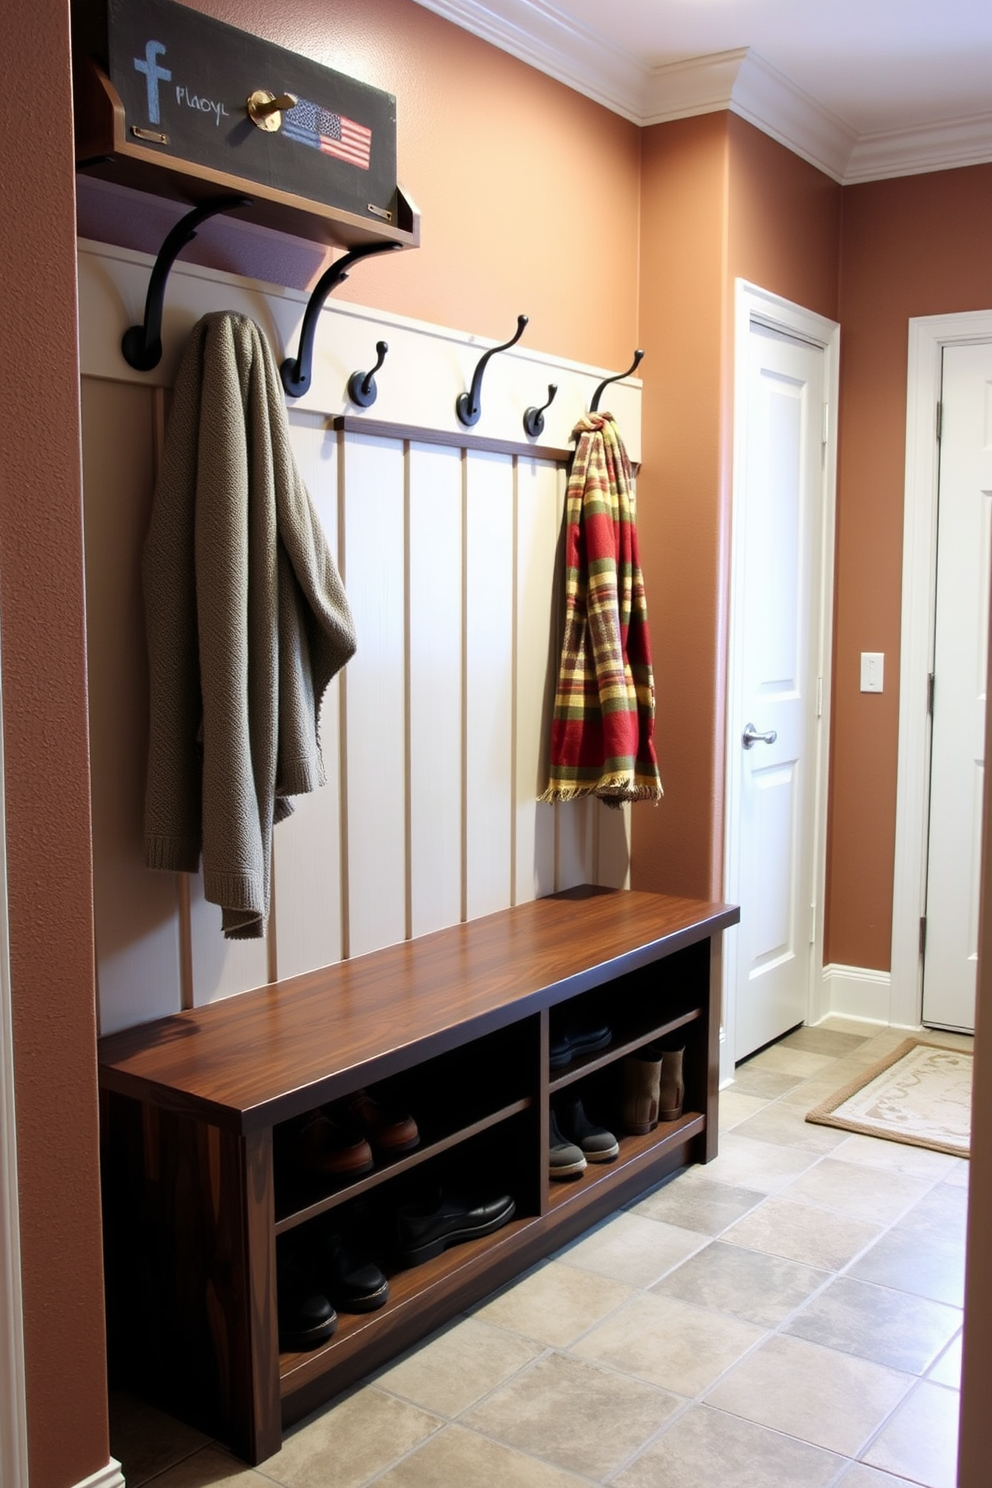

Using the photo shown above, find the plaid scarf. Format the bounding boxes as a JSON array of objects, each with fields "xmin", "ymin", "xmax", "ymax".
[{"xmin": 541, "ymin": 413, "xmax": 663, "ymax": 808}]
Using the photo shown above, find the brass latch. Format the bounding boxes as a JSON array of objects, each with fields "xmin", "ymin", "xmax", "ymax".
[{"xmin": 246, "ymin": 90, "xmax": 299, "ymax": 132}]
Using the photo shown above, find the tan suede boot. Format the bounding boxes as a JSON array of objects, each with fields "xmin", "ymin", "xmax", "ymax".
[
  {"xmin": 658, "ymin": 1046, "xmax": 685, "ymax": 1121},
  {"xmin": 622, "ymin": 1050, "xmax": 662, "ymax": 1134}
]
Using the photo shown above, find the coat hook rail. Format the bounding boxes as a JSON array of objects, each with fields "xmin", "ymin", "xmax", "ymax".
[
  {"xmin": 523, "ymin": 383, "xmax": 558, "ymax": 439},
  {"xmin": 590, "ymin": 349, "xmax": 644, "ymax": 413},
  {"xmin": 347, "ymin": 340, "xmax": 389, "ymax": 408},
  {"xmin": 121, "ymin": 194, "xmax": 253, "ymax": 371},
  {"xmin": 457, "ymin": 314, "xmax": 528, "ymax": 427},
  {"xmin": 281, "ymin": 242, "xmax": 402, "ymax": 398}
]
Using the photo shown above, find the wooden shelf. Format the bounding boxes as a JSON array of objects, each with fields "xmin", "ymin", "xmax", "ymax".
[
  {"xmin": 98, "ymin": 885, "xmax": 738, "ymax": 1464},
  {"xmin": 73, "ymin": 57, "xmax": 420, "ymax": 253},
  {"xmin": 548, "ymin": 1006, "xmax": 704, "ymax": 1094},
  {"xmin": 544, "ymin": 1113, "xmax": 706, "ymax": 1213},
  {"xmin": 273, "ymin": 1095, "xmax": 533, "ymax": 1233}
]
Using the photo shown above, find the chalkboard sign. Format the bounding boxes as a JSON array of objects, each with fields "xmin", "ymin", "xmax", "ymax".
[{"xmin": 73, "ymin": 0, "xmax": 399, "ymax": 225}]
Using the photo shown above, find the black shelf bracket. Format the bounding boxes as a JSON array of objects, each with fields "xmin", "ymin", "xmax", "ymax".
[
  {"xmin": 121, "ymin": 195, "xmax": 253, "ymax": 371},
  {"xmin": 347, "ymin": 340, "xmax": 389, "ymax": 408},
  {"xmin": 523, "ymin": 383, "xmax": 558, "ymax": 439},
  {"xmin": 281, "ymin": 242, "xmax": 402, "ymax": 398},
  {"xmin": 590, "ymin": 349, "xmax": 644, "ymax": 413},
  {"xmin": 456, "ymin": 314, "xmax": 528, "ymax": 427}
]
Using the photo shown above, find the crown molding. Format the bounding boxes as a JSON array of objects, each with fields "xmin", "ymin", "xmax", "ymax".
[
  {"xmin": 643, "ymin": 49, "xmax": 855, "ymax": 182},
  {"xmin": 411, "ymin": 0, "xmax": 992, "ymax": 182},
  {"xmin": 845, "ymin": 111, "xmax": 992, "ymax": 183},
  {"xmin": 411, "ymin": 0, "xmax": 651, "ymax": 121}
]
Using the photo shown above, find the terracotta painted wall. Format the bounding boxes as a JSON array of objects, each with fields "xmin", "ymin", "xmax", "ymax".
[
  {"xmin": 0, "ymin": 0, "xmax": 109, "ymax": 1483},
  {"xmin": 77, "ymin": 0, "xmax": 643, "ymax": 373},
  {"xmin": 632, "ymin": 113, "xmax": 729, "ymax": 901},
  {"xmin": 828, "ymin": 163, "xmax": 992, "ymax": 969},
  {"xmin": 726, "ymin": 117, "xmax": 841, "ymax": 324},
  {"xmin": 632, "ymin": 114, "xmax": 840, "ymax": 908}
]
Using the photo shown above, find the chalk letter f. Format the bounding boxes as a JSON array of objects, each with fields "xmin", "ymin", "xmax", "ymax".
[{"xmin": 133, "ymin": 40, "xmax": 171, "ymax": 125}]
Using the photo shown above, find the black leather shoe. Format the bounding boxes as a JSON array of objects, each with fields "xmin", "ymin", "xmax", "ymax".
[
  {"xmin": 319, "ymin": 1230, "xmax": 390, "ymax": 1313},
  {"xmin": 277, "ymin": 1251, "xmax": 338, "ymax": 1351},
  {"xmin": 396, "ymin": 1189, "xmax": 516, "ymax": 1267},
  {"xmin": 549, "ymin": 1019, "xmax": 612, "ymax": 1069}
]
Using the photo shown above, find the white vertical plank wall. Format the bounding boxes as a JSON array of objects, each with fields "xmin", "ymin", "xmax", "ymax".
[
  {"xmin": 77, "ymin": 243, "xmax": 638, "ymax": 1034},
  {"xmin": 464, "ymin": 452, "xmax": 516, "ymax": 922},
  {"xmin": 271, "ymin": 414, "xmax": 345, "ymax": 981},
  {"xmin": 408, "ymin": 442, "xmax": 463, "ymax": 940},
  {"xmin": 515, "ymin": 458, "xmax": 561, "ymax": 903},
  {"xmin": 81, "ymin": 379, "xmax": 185, "ymax": 1029},
  {"xmin": 342, "ymin": 433, "xmax": 408, "ymax": 960}
]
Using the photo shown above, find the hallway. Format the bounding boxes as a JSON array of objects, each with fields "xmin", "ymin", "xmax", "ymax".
[{"xmin": 110, "ymin": 1019, "xmax": 968, "ymax": 1488}]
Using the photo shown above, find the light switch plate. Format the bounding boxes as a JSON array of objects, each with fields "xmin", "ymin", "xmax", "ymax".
[{"xmin": 860, "ymin": 652, "xmax": 884, "ymax": 692}]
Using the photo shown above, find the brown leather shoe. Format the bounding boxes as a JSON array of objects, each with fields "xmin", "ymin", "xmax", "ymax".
[
  {"xmin": 342, "ymin": 1088, "xmax": 420, "ymax": 1155},
  {"xmin": 622, "ymin": 1049, "xmax": 662, "ymax": 1134},
  {"xmin": 658, "ymin": 1045, "xmax": 685, "ymax": 1121},
  {"xmin": 291, "ymin": 1109, "xmax": 374, "ymax": 1176}
]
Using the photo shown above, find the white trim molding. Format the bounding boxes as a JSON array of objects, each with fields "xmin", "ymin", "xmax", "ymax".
[
  {"xmin": 821, "ymin": 963, "xmax": 903, "ymax": 1028},
  {"xmin": 891, "ymin": 311, "xmax": 992, "ymax": 1033},
  {"xmin": 410, "ymin": 0, "xmax": 651, "ymax": 122},
  {"xmin": 71, "ymin": 1461, "xmax": 125, "ymax": 1488},
  {"xmin": 721, "ymin": 281, "xmax": 840, "ymax": 1084},
  {"xmin": 643, "ymin": 49, "xmax": 857, "ymax": 183},
  {"xmin": 845, "ymin": 111, "xmax": 992, "ymax": 184},
  {"xmin": 410, "ymin": 0, "xmax": 992, "ymax": 183}
]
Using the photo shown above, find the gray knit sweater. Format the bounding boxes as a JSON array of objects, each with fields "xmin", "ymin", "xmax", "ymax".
[{"xmin": 143, "ymin": 311, "xmax": 357, "ymax": 938}]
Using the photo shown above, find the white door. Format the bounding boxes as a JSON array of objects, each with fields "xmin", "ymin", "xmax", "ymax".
[
  {"xmin": 922, "ymin": 341, "xmax": 992, "ymax": 1031},
  {"xmin": 731, "ymin": 321, "xmax": 827, "ymax": 1061}
]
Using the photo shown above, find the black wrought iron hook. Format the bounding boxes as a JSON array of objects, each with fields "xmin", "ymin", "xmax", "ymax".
[
  {"xmin": 590, "ymin": 349, "xmax": 645, "ymax": 413},
  {"xmin": 456, "ymin": 314, "xmax": 528, "ymax": 427},
  {"xmin": 281, "ymin": 241, "xmax": 403, "ymax": 398},
  {"xmin": 347, "ymin": 340, "xmax": 389, "ymax": 408},
  {"xmin": 121, "ymin": 195, "xmax": 253, "ymax": 371},
  {"xmin": 523, "ymin": 383, "xmax": 558, "ymax": 439}
]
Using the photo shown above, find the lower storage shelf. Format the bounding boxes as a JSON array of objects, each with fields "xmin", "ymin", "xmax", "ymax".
[{"xmin": 278, "ymin": 1110, "xmax": 705, "ymax": 1425}]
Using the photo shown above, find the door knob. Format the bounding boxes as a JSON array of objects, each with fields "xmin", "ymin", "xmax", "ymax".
[{"xmin": 742, "ymin": 723, "xmax": 777, "ymax": 749}]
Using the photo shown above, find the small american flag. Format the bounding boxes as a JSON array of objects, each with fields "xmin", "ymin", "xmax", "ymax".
[{"xmin": 283, "ymin": 97, "xmax": 372, "ymax": 170}]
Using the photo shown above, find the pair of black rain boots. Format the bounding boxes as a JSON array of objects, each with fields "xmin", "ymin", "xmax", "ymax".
[{"xmin": 549, "ymin": 1096, "xmax": 620, "ymax": 1180}]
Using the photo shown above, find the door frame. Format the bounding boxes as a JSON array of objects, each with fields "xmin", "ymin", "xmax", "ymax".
[
  {"xmin": 721, "ymin": 281, "xmax": 840, "ymax": 1085},
  {"xmin": 891, "ymin": 311, "xmax": 992, "ymax": 1030}
]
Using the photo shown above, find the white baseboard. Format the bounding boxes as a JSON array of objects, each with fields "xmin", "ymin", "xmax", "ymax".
[
  {"xmin": 72, "ymin": 1459, "xmax": 125, "ymax": 1488},
  {"xmin": 821, "ymin": 963, "xmax": 896, "ymax": 1025}
]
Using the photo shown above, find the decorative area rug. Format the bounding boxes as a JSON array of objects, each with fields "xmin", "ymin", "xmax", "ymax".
[{"xmin": 805, "ymin": 1038, "xmax": 972, "ymax": 1156}]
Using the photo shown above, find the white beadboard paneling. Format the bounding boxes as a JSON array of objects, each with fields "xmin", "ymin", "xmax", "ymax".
[
  {"xmin": 81, "ymin": 378, "xmax": 184, "ymax": 1033},
  {"xmin": 515, "ymin": 457, "xmax": 561, "ymax": 903},
  {"xmin": 408, "ymin": 442, "xmax": 463, "ymax": 938},
  {"xmin": 343, "ymin": 433, "xmax": 408, "ymax": 958},
  {"xmin": 465, "ymin": 452, "xmax": 515, "ymax": 921},
  {"xmin": 557, "ymin": 797, "xmax": 598, "ymax": 890},
  {"xmin": 272, "ymin": 415, "xmax": 345, "ymax": 979},
  {"xmin": 188, "ymin": 873, "xmax": 269, "ymax": 1003},
  {"xmin": 595, "ymin": 800, "xmax": 633, "ymax": 888}
]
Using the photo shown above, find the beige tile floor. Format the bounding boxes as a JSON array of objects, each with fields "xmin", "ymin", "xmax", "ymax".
[{"xmin": 111, "ymin": 1020, "xmax": 972, "ymax": 1488}]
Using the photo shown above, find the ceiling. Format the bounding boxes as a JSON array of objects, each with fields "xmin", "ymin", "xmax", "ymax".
[{"xmin": 412, "ymin": 0, "xmax": 992, "ymax": 183}]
